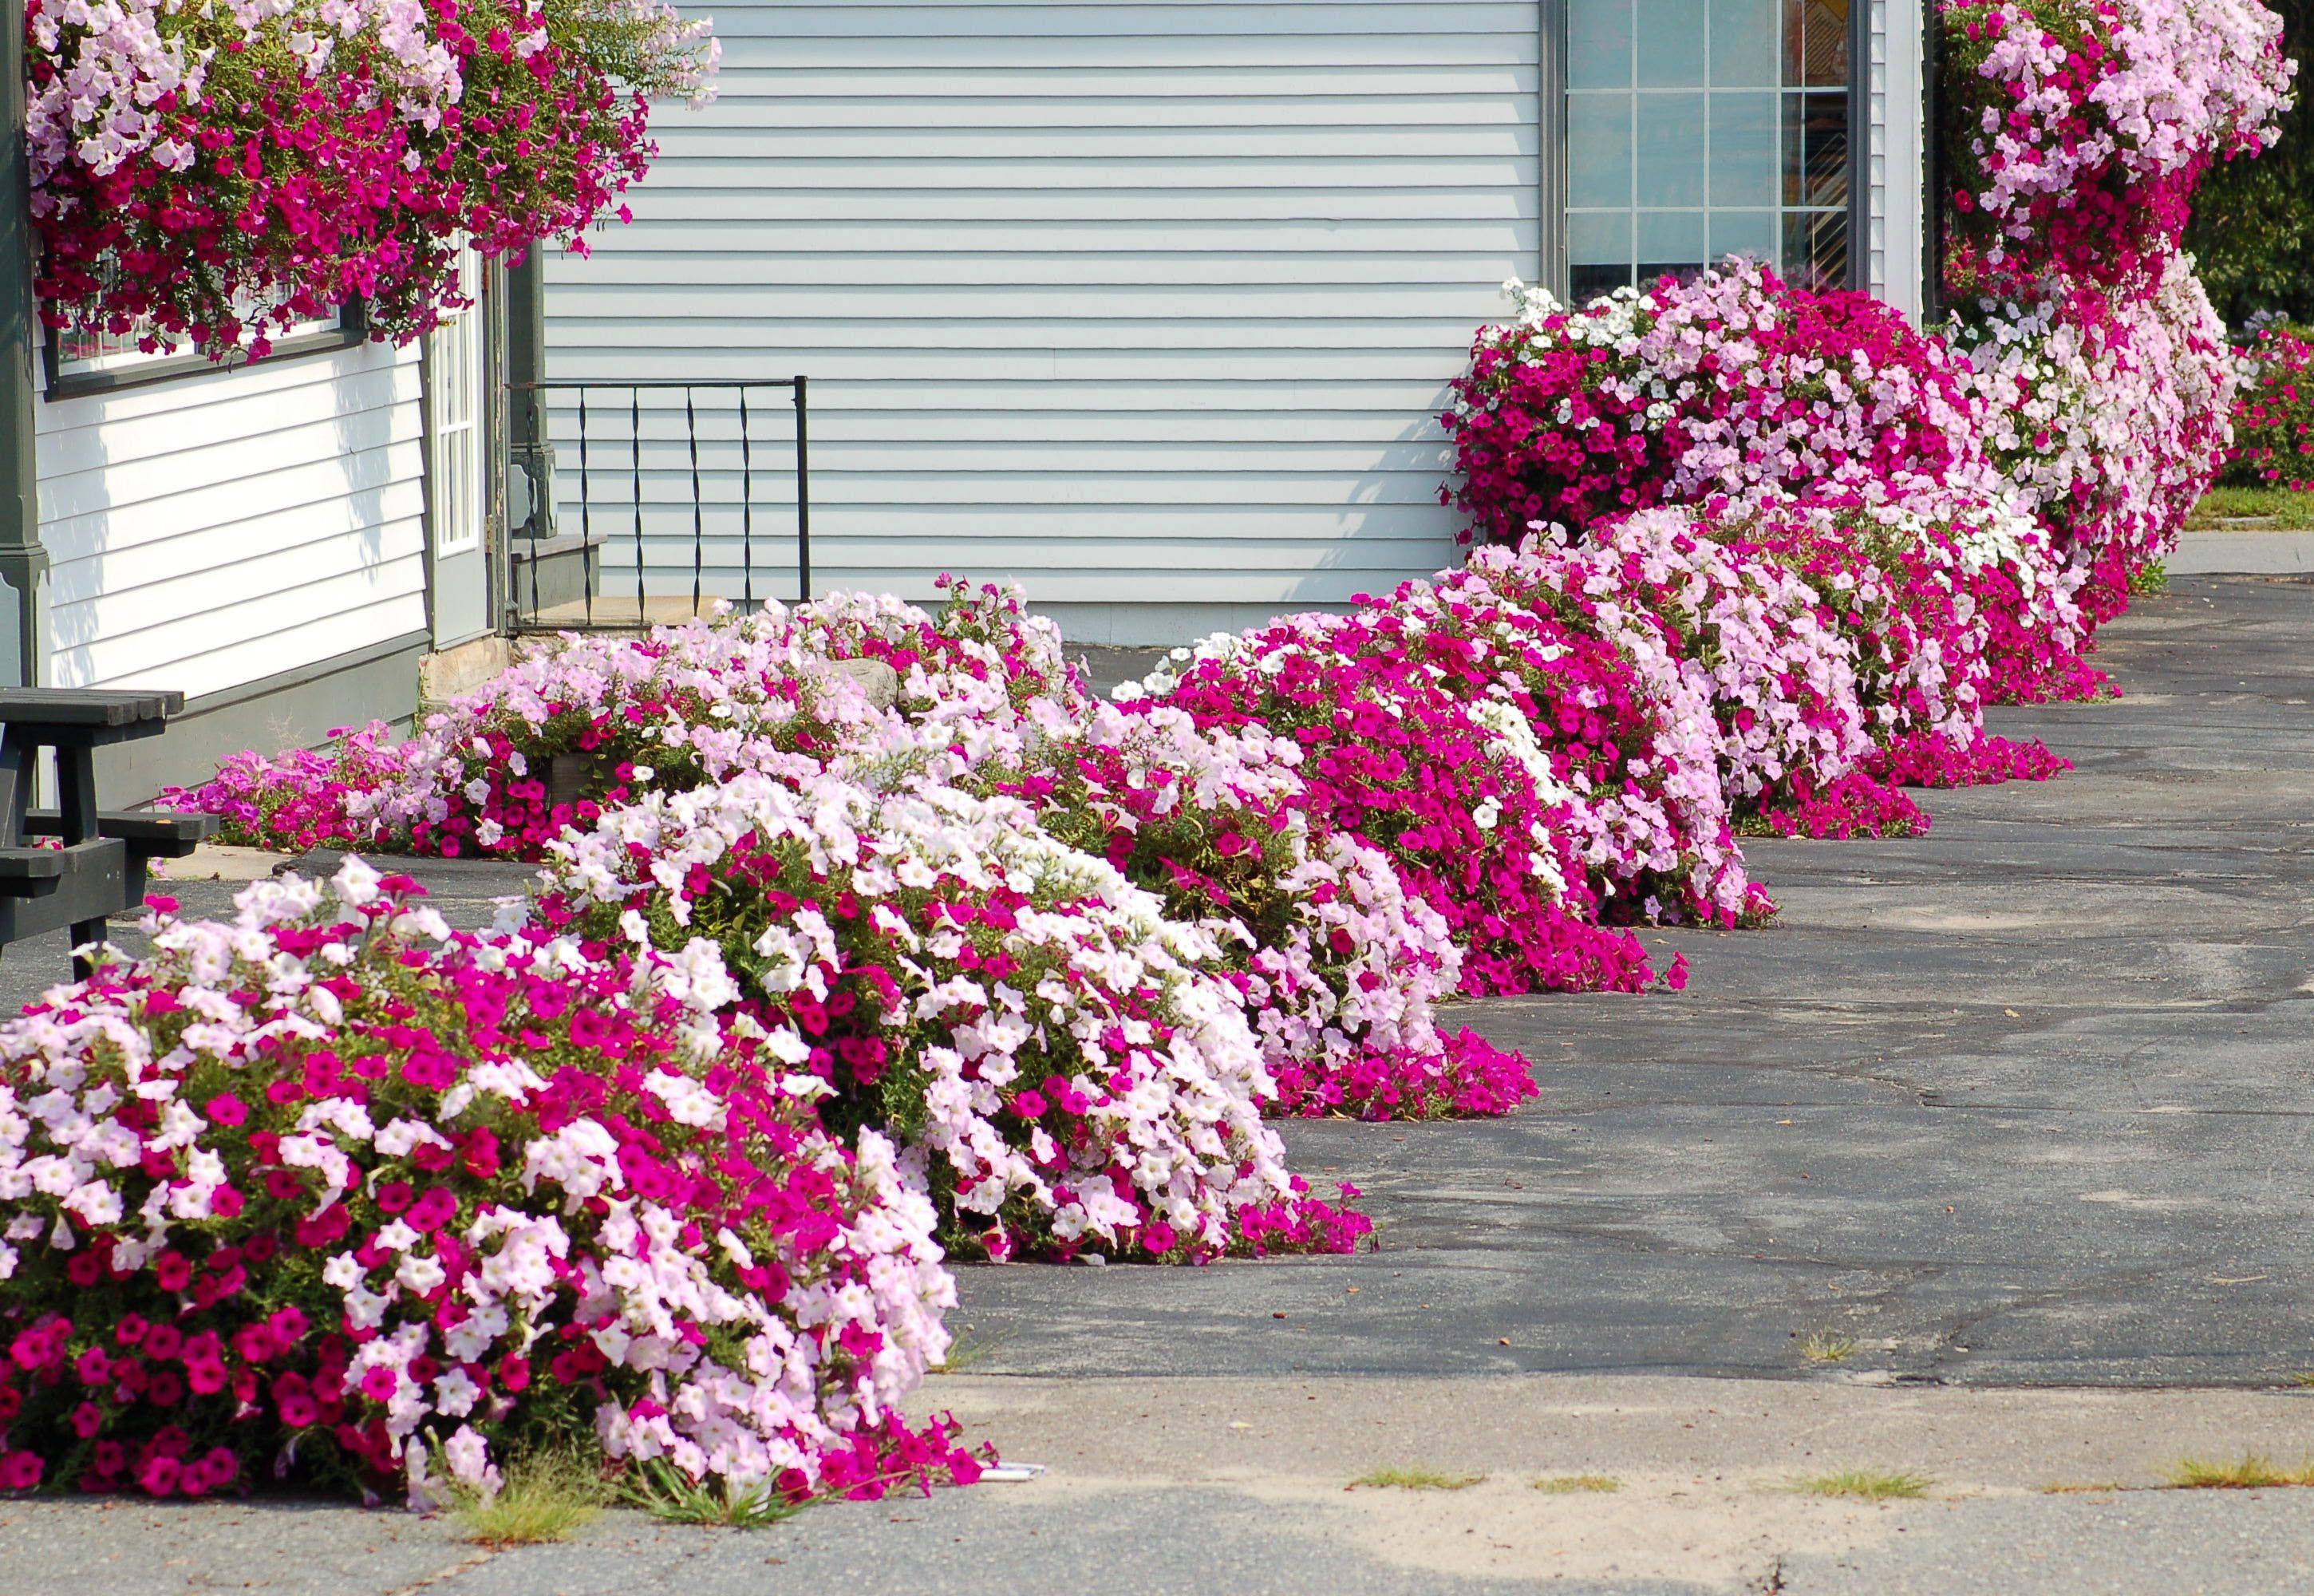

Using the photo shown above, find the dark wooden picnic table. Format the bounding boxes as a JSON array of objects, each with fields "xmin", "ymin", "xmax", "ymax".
[{"xmin": 0, "ymin": 689, "xmax": 217, "ymax": 977}]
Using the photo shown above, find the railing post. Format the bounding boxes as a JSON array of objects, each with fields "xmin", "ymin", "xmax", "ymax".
[{"xmin": 793, "ymin": 374, "xmax": 811, "ymax": 603}]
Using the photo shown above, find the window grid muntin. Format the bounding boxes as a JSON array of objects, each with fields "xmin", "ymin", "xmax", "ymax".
[{"xmin": 1566, "ymin": 0, "xmax": 1852, "ymax": 302}]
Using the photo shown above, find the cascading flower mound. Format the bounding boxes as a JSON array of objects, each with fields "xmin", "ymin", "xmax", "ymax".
[
  {"xmin": 1708, "ymin": 486, "xmax": 2084, "ymax": 779},
  {"xmin": 955, "ymin": 699, "xmax": 1534, "ymax": 1121},
  {"xmin": 1939, "ymin": 0, "xmax": 2295, "ymax": 296},
  {"xmin": 1442, "ymin": 263, "xmax": 2004, "ymax": 547},
  {"xmin": 26, "ymin": 0, "xmax": 717, "ymax": 356},
  {"xmin": 0, "ymin": 862, "xmax": 977, "ymax": 1507},
  {"xmin": 1505, "ymin": 512, "xmax": 1919, "ymax": 839},
  {"xmin": 1120, "ymin": 603, "xmax": 1695, "ymax": 998},
  {"xmin": 531, "ymin": 770, "xmax": 1372, "ymax": 1262},
  {"xmin": 1947, "ymin": 254, "xmax": 2243, "ymax": 614}
]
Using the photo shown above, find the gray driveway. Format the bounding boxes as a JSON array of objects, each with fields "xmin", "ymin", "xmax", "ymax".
[
  {"xmin": 962, "ymin": 575, "xmax": 2314, "ymax": 1389},
  {"xmin": 4, "ymin": 575, "xmax": 2312, "ymax": 1594}
]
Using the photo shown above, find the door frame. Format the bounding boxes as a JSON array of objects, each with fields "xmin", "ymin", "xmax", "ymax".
[{"xmin": 417, "ymin": 250, "xmax": 503, "ymax": 649}]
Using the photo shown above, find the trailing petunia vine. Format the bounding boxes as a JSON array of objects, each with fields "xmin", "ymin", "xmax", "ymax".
[{"xmin": 24, "ymin": 0, "xmax": 717, "ymax": 357}]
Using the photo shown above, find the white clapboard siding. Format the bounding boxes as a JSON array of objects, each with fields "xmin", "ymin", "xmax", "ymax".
[
  {"xmin": 36, "ymin": 342, "xmax": 428, "ymax": 701},
  {"xmin": 543, "ymin": 0, "xmax": 1544, "ymax": 640},
  {"xmin": 1870, "ymin": 0, "xmax": 1927, "ymax": 322}
]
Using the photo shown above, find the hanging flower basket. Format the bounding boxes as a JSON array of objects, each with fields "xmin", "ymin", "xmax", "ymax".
[{"xmin": 23, "ymin": 0, "xmax": 717, "ymax": 359}]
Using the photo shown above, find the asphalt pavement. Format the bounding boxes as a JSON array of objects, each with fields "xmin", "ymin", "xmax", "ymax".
[{"xmin": 3, "ymin": 575, "xmax": 2311, "ymax": 1594}]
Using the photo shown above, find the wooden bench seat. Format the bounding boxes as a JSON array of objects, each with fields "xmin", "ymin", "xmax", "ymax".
[
  {"xmin": 19, "ymin": 809, "xmax": 216, "ymax": 855},
  {"xmin": 0, "ymin": 689, "xmax": 199, "ymax": 976}
]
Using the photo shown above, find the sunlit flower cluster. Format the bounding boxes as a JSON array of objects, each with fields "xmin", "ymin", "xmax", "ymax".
[
  {"xmin": 26, "ymin": 0, "xmax": 717, "ymax": 355},
  {"xmin": 1947, "ymin": 253, "xmax": 2241, "ymax": 616},
  {"xmin": 530, "ymin": 770, "xmax": 1371, "ymax": 1263},
  {"xmin": 0, "ymin": 863, "xmax": 976, "ymax": 1507},
  {"xmin": 1940, "ymin": 0, "xmax": 2294, "ymax": 295},
  {"xmin": 1442, "ymin": 263, "xmax": 2008, "ymax": 546}
]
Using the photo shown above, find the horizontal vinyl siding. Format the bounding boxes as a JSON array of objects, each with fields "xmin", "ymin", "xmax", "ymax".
[
  {"xmin": 36, "ymin": 343, "xmax": 429, "ymax": 701},
  {"xmin": 542, "ymin": 0, "xmax": 1544, "ymax": 630},
  {"xmin": 1870, "ymin": 0, "xmax": 1926, "ymax": 321}
]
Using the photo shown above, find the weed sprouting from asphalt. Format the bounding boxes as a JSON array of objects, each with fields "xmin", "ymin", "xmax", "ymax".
[
  {"xmin": 2166, "ymin": 1455, "xmax": 2314, "ymax": 1490},
  {"xmin": 1790, "ymin": 1469, "xmax": 1931, "ymax": 1500},
  {"xmin": 450, "ymin": 1450, "xmax": 608, "ymax": 1547},
  {"xmin": 1531, "ymin": 1474, "xmax": 1621, "ymax": 1494},
  {"xmin": 1349, "ymin": 1466, "xmax": 1487, "ymax": 1491},
  {"xmin": 932, "ymin": 1323, "xmax": 1015, "ymax": 1373},
  {"xmin": 1797, "ymin": 1332, "xmax": 1858, "ymax": 1365}
]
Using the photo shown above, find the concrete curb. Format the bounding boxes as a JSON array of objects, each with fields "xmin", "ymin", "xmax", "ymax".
[{"xmin": 2168, "ymin": 530, "xmax": 2314, "ymax": 574}]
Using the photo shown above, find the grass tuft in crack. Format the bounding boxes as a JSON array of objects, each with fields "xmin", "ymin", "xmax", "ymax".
[
  {"xmin": 2166, "ymin": 1454, "xmax": 2314, "ymax": 1490},
  {"xmin": 622, "ymin": 1457, "xmax": 813, "ymax": 1527},
  {"xmin": 450, "ymin": 1450, "xmax": 609, "ymax": 1547},
  {"xmin": 1796, "ymin": 1332, "xmax": 1857, "ymax": 1365},
  {"xmin": 1349, "ymin": 1466, "xmax": 1487, "ymax": 1491},
  {"xmin": 1790, "ymin": 1469, "xmax": 1931, "ymax": 1501},
  {"xmin": 1531, "ymin": 1474, "xmax": 1621, "ymax": 1494}
]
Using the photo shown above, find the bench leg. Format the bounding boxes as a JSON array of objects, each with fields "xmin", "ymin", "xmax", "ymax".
[
  {"xmin": 58, "ymin": 750, "xmax": 105, "ymax": 982},
  {"xmin": 0, "ymin": 730, "xmax": 26, "ymax": 848}
]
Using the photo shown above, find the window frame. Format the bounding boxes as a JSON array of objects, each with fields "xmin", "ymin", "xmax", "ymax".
[
  {"xmin": 1544, "ymin": 0, "xmax": 1870, "ymax": 299},
  {"xmin": 41, "ymin": 299, "xmax": 370, "ymax": 403}
]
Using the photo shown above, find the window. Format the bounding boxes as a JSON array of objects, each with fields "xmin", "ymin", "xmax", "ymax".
[
  {"xmin": 1565, "ymin": 0, "xmax": 1858, "ymax": 302},
  {"xmin": 42, "ymin": 279, "xmax": 367, "ymax": 400},
  {"xmin": 427, "ymin": 247, "xmax": 486, "ymax": 559}
]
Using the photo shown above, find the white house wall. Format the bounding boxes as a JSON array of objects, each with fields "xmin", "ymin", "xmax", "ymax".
[
  {"xmin": 543, "ymin": 0, "xmax": 1546, "ymax": 642},
  {"xmin": 541, "ymin": 0, "xmax": 1926, "ymax": 643},
  {"xmin": 35, "ymin": 342, "xmax": 430, "ymax": 702},
  {"xmin": 1870, "ymin": 0, "xmax": 1925, "ymax": 322}
]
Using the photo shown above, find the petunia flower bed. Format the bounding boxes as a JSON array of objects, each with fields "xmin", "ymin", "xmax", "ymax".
[
  {"xmin": 89, "ymin": 10, "xmax": 2298, "ymax": 1512},
  {"xmin": 529, "ymin": 770, "xmax": 1372, "ymax": 1263},
  {"xmin": 0, "ymin": 861, "xmax": 977, "ymax": 1507}
]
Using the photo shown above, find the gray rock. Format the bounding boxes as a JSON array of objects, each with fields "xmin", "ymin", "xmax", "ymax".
[{"xmin": 820, "ymin": 655, "xmax": 900, "ymax": 709}]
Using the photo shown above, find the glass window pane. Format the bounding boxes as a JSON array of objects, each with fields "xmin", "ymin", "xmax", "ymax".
[
  {"xmin": 1569, "ymin": 93, "xmax": 1634, "ymax": 209},
  {"xmin": 1637, "ymin": 0, "xmax": 1708, "ymax": 86},
  {"xmin": 1570, "ymin": 0, "xmax": 1635, "ymax": 90},
  {"xmin": 1708, "ymin": 0, "xmax": 1779, "ymax": 86},
  {"xmin": 1572, "ymin": 263, "xmax": 1637, "ymax": 302},
  {"xmin": 1636, "ymin": 93, "xmax": 1708, "ymax": 207},
  {"xmin": 1637, "ymin": 210, "xmax": 1707, "ymax": 280},
  {"xmin": 1785, "ymin": 90, "xmax": 1849, "ymax": 207},
  {"xmin": 1801, "ymin": 0, "xmax": 1848, "ymax": 86},
  {"xmin": 1709, "ymin": 208, "xmax": 1779, "ymax": 262},
  {"xmin": 1570, "ymin": 208, "xmax": 1635, "ymax": 271},
  {"xmin": 1566, "ymin": 0, "xmax": 1850, "ymax": 302},
  {"xmin": 1783, "ymin": 210, "xmax": 1848, "ymax": 290},
  {"xmin": 1709, "ymin": 91, "xmax": 1778, "ymax": 207}
]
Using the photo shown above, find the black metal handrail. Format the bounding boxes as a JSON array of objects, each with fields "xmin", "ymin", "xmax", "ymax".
[{"xmin": 506, "ymin": 376, "xmax": 809, "ymax": 631}]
